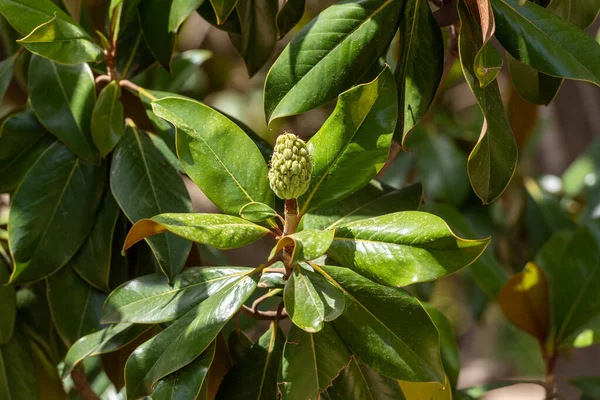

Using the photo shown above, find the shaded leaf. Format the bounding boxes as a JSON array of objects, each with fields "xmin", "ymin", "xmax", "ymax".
[
  {"xmin": 547, "ymin": 0, "xmax": 600, "ymax": 29},
  {"xmin": 284, "ymin": 266, "xmax": 344, "ymax": 332},
  {"xmin": 28, "ymin": 55, "xmax": 99, "ymax": 164},
  {"xmin": 209, "ymin": 0, "xmax": 239, "ymax": 24},
  {"xmin": 152, "ymin": 96, "xmax": 273, "ymax": 215},
  {"xmin": 569, "ymin": 376, "xmax": 600, "ymax": 399},
  {"xmin": 264, "ymin": 0, "xmax": 403, "ymax": 123},
  {"xmin": 216, "ymin": 322, "xmax": 284, "ymax": 400},
  {"xmin": 395, "ymin": 0, "xmax": 443, "ymax": 143},
  {"xmin": 298, "ymin": 66, "xmax": 397, "ymax": 214},
  {"xmin": 125, "ymin": 273, "xmax": 258, "ymax": 398},
  {"xmin": 270, "ymin": 229, "xmax": 334, "ymax": 265},
  {"xmin": 138, "ymin": 0, "xmax": 174, "ymax": 71},
  {"xmin": 197, "ymin": 1, "xmax": 241, "ymax": 33},
  {"xmin": 239, "ymin": 202, "xmax": 278, "ymax": 223},
  {"xmin": 124, "ymin": 214, "xmax": 271, "ymax": 252},
  {"xmin": 110, "ymin": 123, "xmax": 192, "ymax": 282},
  {"xmin": 326, "ymin": 211, "xmax": 489, "ymax": 287},
  {"xmin": 317, "ymin": 265, "xmax": 445, "ymax": 382},
  {"xmin": 0, "ymin": 110, "xmax": 55, "ymax": 193},
  {"xmin": 227, "ymin": 329, "xmax": 253, "ymax": 364},
  {"xmin": 0, "ymin": 52, "xmax": 17, "ymax": 100},
  {"xmin": 276, "ymin": 0, "xmax": 305, "ymax": 38},
  {"xmin": 491, "ymin": 0, "xmax": 600, "ymax": 86},
  {"xmin": 280, "ymin": 324, "xmax": 351, "ymax": 400},
  {"xmin": 0, "ymin": 325, "xmax": 39, "ymax": 399},
  {"xmin": 423, "ymin": 304, "xmax": 460, "ymax": 390},
  {"xmin": 458, "ymin": 0, "xmax": 517, "ymax": 203},
  {"xmin": 92, "ymin": 81, "xmax": 124, "ymax": 157},
  {"xmin": 0, "ymin": 263, "xmax": 16, "ymax": 344},
  {"xmin": 8, "ymin": 142, "xmax": 105, "ymax": 284},
  {"xmin": 17, "ymin": 14, "xmax": 103, "ymax": 64},
  {"xmin": 102, "ymin": 267, "xmax": 253, "ymax": 324},
  {"xmin": 507, "ymin": 54, "xmax": 563, "ymax": 105}
]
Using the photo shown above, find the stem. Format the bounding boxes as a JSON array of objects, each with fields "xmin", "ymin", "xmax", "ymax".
[
  {"xmin": 283, "ymin": 199, "xmax": 298, "ymax": 236},
  {"xmin": 544, "ymin": 351, "xmax": 557, "ymax": 399},
  {"xmin": 71, "ymin": 367, "xmax": 101, "ymax": 400}
]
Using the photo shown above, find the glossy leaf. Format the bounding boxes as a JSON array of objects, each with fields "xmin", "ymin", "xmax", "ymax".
[
  {"xmin": 458, "ymin": 1, "xmax": 517, "ymax": 203},
  {"xmin": 151, "ymin": 341, "xmax": 216, "ymax": 400},
  {"xmin": 125, "ymin": 273, "xmax": 258, "ymax": 398},
  {"xmin": 536, "ymin": 225, "xmax": 600, "ymax": 346},
  {"xmin": 423, "ymin": 304, "xmax": 460, "ymax": 390},
  {"xmin": 198, "ymin": 1, "xmax": 241, "ymax": 33},
  {"xmin": 110, "ymin": 124, "xmax": 192, "ymax": 282},
  {"xmin": 62, "ymin": 323, "xmax": 153, "ymax": 377},
  {"xmin": 8, "ymin": 142, "xmax": 105, "ymax": 284},
  {"xmin": 298, "ymin": 66, "xmax": 397, "ymax": 214},
  {"xmin": 276, "ymin": 0, "xmax": 305, "ymax": 38},
  {"xmin": 395, "ymin": 0, "xmax": 443, "ymax": 144},
  {"xmin": 317, "ymin": 265, "xmax": 445, "ymax": 383},
  {"xmin": 92, "ymin": 81, "xmax": 124, "ymax": 157},
  {"xmin": 124, "ymin": 214, "xmax": 270, "ymax": 252},
  {"xmin": 47, "ymin": 266, "xmax": 106, "ymax": 346},
  {"xmin": 284, "ymin": 266, "xmax": 344, "ymax": 332},
  {"xmin": 28, "ymin": 55, "xmax": 99, "ymax": 164},
  {"xmin": 507, "ymin": 55, "xmax": 563, "ymax": 105},
  {"xmin": 498, "ymin": 262, "xmax": 550, "ymax": 342},
  {"xmin": 326, "ymin": 356, "xmax": 405, "ymax": 400},
  {"xmin": 0, "ymin": 110, "xmax": 55, "ymax": 193},
  {"xmin": 152, "ymin": 97, "xmax": 273, "ymax": 215},
  {"xmin": 70, "ymin": 190, "xmax": 121, "ymax": 292},
  {"xmin": 270, "ymin": 229, "xmax": 335, "ymax": 265},
  {"xmin": 216, "ymin": 322, "xmax": 284, "ymax": 399},
  {"xmin": 300, "ymin": 182, "xmax": 422, "ymax": 231},
  {"xmin": 169, "ymin": 0, "xmax": 206, "ymax": 32},
  {"xmin": 115, "ymin": 16, "xmax": 156, "ymax": 79},
  {"xmin": 264, "ymin": 0, "xmax": 403, "ymax": 123},
  {"xmin": 229, "ymin": 0, "xmax": 279, "ymax": 76},
  {"xmin": 280, "ymin": 324, "xmax": 351, "ymax": 400},
  {"xmin": 0, "ymin": 263, "xmax": 16, "ymax": 344},
  {"xmin": 209, "ymin": 0, "xmax": 239, "ymax": 24},
  {"xmin": 547, "ymin": 0, "xmax": 600, "ymax": 29},
  {"xmin": 326, "ymin": 211, "xmax": 489, "ymax": 287},
  {"xmin": 0, "ymin": 326, "xmax": 39, "ymax": 399},
  {"xmin": 17, "ymin": 14, "xmax": 103, "ymax": 64},
  {"xmin": 491, "ymin": 0, "xmax": 600, "ymax": 86},
  {"xmin": 102, "ymin": 266, "xmax": 253, "ymax": 324},
  {"xmin": 570, "ymin": 322, "xmax": 600, "ymax": 348},
  {"xmin": 0, "ymin": 52, "xmax": 17, "ymax": 100},
  {"xmin": 239, "ymin": 202, "xmax": 278, "ymax": 223},
  {"xmin": 138, "ymin": 0, "xmax": 173, "ymax": 70}
]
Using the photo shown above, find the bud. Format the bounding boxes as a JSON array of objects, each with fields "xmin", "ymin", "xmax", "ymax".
[{"xmin": 268, "ymin": 133, "xmax": 312, "ymax": 199}]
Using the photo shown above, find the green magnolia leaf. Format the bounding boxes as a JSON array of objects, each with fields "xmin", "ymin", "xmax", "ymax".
[
  {"xmin": 28, "ymin": 55, "xmax": 99, "ymax": 164},
  {"xmin": 169, "ymin": 0, "xmax": 206, "ymax": 32},
  {"xmin": 280, "ymin": 324, "xmax": 352, "ymax": 400},
  {"xmin": 102, "ymin": 266, "xmax": 253, "ymax": 324},
  {"xmin": 536, "ymin": 224, "xmax": 600, "ymax": 346},
  {"xmin": 198, "ymin": 1, "xmax": 241, "ymax": 33},
  {"xmin": 300, "ymin": 182, "xmax": 422, "ymax": 231},
  {"xmin": 229, "ymin": 0, "xmax": 279, "ymax": 76},
  {"xmin": 152, "ymin": 97, "xmax": 273, "ymax": 215},
  {"xmin": 125, "ymin": 272, "xmax": 258, "ymax": 398},
  {"xmin": 138, "ymin": 0, "xmax": 172, "ymax": 70},
  {"xmin": 70, "ymin": 190, "xmax": 121, "ymax": 292},
  {"xmin": 284, "ymin": 266, "xmax": 344, "ymax": 332},
  {"xmin": 216, "ymin": 322, "xmax": 284, "ymax": 399},
  {"xmin": 569, "ymin": 376, "xmax": 600, "ymax": 399},
  {"xmin": 298, "ymin": 66, "xmax": 397, "ymax": 214},
  {"xmin": 239, "ymin": 202, "xmax": 278, "ymax": 223},
  {"xmin": 395, "ymin": 0, "xmax": 443, "ymax": 144},
  {"xmin": 47, "ymin": 266, "xmax": 106, "ymax": 347},
  {"xmin": 227, "ymin": 328, "xmax": 253, "ymax": 363},
  {"xmin": 92, "ymin": 81, "xmax": 124, "ymax": 157},
  {"xmin": 316, "ymin": 265, "xmax": 445, "ymax": 383},
  {"xmin": 0, "ymin": 264, "xmax": 16, "ymax": 345},
  {"xmin": 8, "ymin": 142, "xmax": 106, "ymax": 284},
  {"xmin": 270, "ymin": 229, "xmax": 335, "ymax": 265},
  {"xmin": 115, "ymin": 16, "xmax": 156, "ymax": 79},
  {"xmin": 507, "ymin": 55, "xmax": 563, "ymax": 105},
  {"xmin": 562, "ymin": 137, "xmax": 600, "ymax": 197},
  {"xmin": 276, "ymin": 0, "xmax": 305, "ymax": 38},
  {"xmin": 110, "ymin": 124, "xmax": 192, "ymax": 282},
  {"xmin": 326, "ymin": 211, "xmax": 489, "ymax": 287},
  {"xmin": 124, "ymin": 214, "xmax": 271, "ymax": 252},
  {"xmin": 326, "ymin": 356, "xmax": 405, "ymax": 400},
  {"xmin": 62, "ymin": 323, "xmax": 153, "ymax": 377},
  {"xmin": 548, "ymin": 0, "xmax": 600, "ymax": 29},
  {"xmin": 264, "ymin": 0, "xmax": 403, "ymax": 123},
  {"xmin": 209, "ymin": 0, "xmax": 239, "ymax": 24},
  {"xmin": 0, "ymin": 110, "xmax": 55, "ymax": 193},
  {"xmin": 458, "ymin": 1, "xmax": 517, "ymax": 204},
  {"xmin": 0, "ymin": 325, "xmax": 39, "ymax": 399},
  {"xmin": 491, "ymin": 0, "xmax": 600, "ymax": 86},
  {"xmin": 17, "ymin": 14, "xmax": 103, "ymax": 64},
  {"xmin": 423, "ymin": 304, "xmax": 460, "ymax": 390},
  {"xmin": 0, "ymin": 52, "xmax": 17, "ymax": 100},
  {"xmin": 151, "ymin": 340, "xmax": 216, "ymax": 400},
  {"xmin": 570, "ymin": 321, "xmax": 600, "ymax": 348}
]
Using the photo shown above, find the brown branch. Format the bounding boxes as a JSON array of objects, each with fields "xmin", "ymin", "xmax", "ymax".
[
  {"xmin": 71, "ymin": 367, "xmax": 100, "ymax": 400},
  {"xmin": 241, "ymin": 304, "xmax": 288, "ymax": 321},
  {"xmin": 433, "ymin": 0, "xmax": 459, "ymax": 27}
]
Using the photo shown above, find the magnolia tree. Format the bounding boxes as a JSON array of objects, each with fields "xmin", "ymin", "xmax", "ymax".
[{"xmin": 0, "ymin": 0, "xmax": 599, "ymax": 399}]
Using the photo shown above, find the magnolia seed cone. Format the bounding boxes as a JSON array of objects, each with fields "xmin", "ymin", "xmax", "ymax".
[{"xmin": 268, "ymin": 133, "xmax": 312, "ymax": 199}]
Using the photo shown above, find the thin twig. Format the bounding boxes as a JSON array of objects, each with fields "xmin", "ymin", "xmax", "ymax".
[
  {"xmin": 241, "ymin": 304, "xmax": 288, "ymax": 321},
  {"xmin": 71, "ymin": 367, "xmax": 101, "ymax": 400}
]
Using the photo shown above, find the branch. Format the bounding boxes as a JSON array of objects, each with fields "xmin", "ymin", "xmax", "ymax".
[
  {"xmin": 241, "ymin": 304, "xmax": 288, "ymax": 321},
  {"xmin": 433, "ymin": 0, "xmax": 459, "ymax": 27},
  {"xmin": 71, "ymin": 367, "xmax": 100, "ymax": 400}
]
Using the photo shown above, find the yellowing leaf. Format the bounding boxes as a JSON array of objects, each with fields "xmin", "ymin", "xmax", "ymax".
[{"xmin": 399, "ymin": 378, "xmax": 452, "ymax": 400}]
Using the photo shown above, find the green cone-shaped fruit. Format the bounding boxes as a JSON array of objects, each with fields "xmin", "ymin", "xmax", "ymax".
[{"xmin": 268, "ymin": 133, "xmax": 312, "ymax": 199}]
